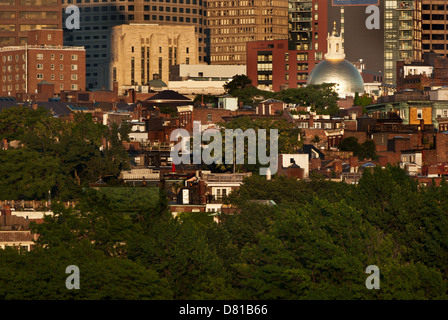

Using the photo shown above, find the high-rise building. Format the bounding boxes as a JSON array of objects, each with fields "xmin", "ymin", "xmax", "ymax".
[
  {"xmin": 207, "ymin": 0, "xmax": 289, "ymax": 65},
  {"xmin": 422, "ymin": 0, "xmax": 448, "ymax": 58},
  {"xmin": 0, "ymin": 0, "xmax": 62, "ymax": 47},
  {"xmin": 61, "ymin": 0, "xmax": 209, "ymax": 90},
  {"xmin": 383, "ymin": 0, "xmax": 422, "ymax": 85}
]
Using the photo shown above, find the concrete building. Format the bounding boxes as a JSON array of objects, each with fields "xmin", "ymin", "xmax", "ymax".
[
  {"xmin": 207, "ymin": 0, "xmax": 289, "ymax": 65},
  {"xmin": 109, "ymin": 24, "xmax": 200, "ymax": 95},
  {"xmin": 0, "ymin": 0, "xmax": 62, "ymax": 47},
  {"xmin": 168, "ymin": 80, "xmax": 228, "ymax": 96},
  {"xmin": 169, "ymin": 64, "xmax": 246, "ymax": 81},
  {"xmin": 168, "ymin": 64, "xmax": 246, "ymax": 95},
  {"xmin": 62, "ymin": 0, "xmax": 209, "ymax": 90},
  {"xmin": 0, "ymin": 29, "xmax": 86, "ymax": 97}
]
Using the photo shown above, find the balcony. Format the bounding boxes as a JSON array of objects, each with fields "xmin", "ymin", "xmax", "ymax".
[
  {"xmin": 397, "ymin": 2, "xmax": 414, "ymax": 10},
  {"xmin": 290, "ymin": 6, "xmax": 312, "ymax": 12},
  {"xmin": 290, "ymin": 17, "xmax": 312, "ymax": 22},
  {"xmin": 202, "ymin": 173, "xmax": 252, "ymax": 183}
]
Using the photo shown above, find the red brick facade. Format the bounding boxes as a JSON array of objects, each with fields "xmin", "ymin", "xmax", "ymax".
[{"xmin": 0, "ymin": 30, "xmax": 85, "ymax": 97}]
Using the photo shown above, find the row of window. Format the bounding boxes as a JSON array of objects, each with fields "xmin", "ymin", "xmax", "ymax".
[
  {"xmin": 1, "ymin": 84, "xmax": 78, "ymax": 91},
  {"xmin": 37, "ymin": 64, "xmax": 78, "ymax": 71},
  {"xmin": 36, "ymin": 74, "xmax": 79, "ymax": 81},
  {"xmin": 76, "ymin": 4, "xmax": 203, "ymax": 13},
  {"xmin": 36, "ymin": 54, "xmax": 79, "ymax": 61},
  {"xmin": 79, "ymin": 14, "xmax": 204, "ymax": 24}
]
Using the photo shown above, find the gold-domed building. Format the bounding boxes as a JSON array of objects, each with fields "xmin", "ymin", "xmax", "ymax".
[{"xmin": 307, "ymin": 23, "xmax": 364, "ymax": 98}]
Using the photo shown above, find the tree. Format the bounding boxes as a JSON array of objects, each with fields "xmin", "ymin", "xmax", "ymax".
[
  {"xmin": 339, "ymin": 136, "xmax": 377, "ymax": 160},
  {"xmin": 224, "ymin": 74, "xmax": 253, "ymax": 94},
  {"xmin": 273, "ymin": 83, "xmax": 340, "ymax": 116},
  {"xmin": 0, "ymin": 106, "xmax": 131, "ymax": 199},
  {"xmin": 354, "ymin": 92, "xmax": 373, "ymax": 107},
  {"xmin": 215, "ymin": 117, "xmax": 302, "ymax": 174},
  {"xmin": 0, "ymin": 245, "xmax": 173, "ymax": 300}
]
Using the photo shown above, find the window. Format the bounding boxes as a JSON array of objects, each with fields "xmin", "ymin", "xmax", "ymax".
[
  {"xmin": 71, "ymin": 64, "xmax": 78, "ymax": 70},
  {"xmin": 37, "ymin": 74, "xmax": 43, "ymax": 79},
  {"xmin": 71, "ymin": 54, "xmax": 78, "ymax": 60},
  {"xmin": 37, "ymin": 64, "xmax": 43, "ymax": 69},
  {"xmin": 37, "ymin": 54, "xmax": 43, "ymax": 60},
  {"xmin": 417, "ymin": 108, "xmax": 423, "ymax": 119}
]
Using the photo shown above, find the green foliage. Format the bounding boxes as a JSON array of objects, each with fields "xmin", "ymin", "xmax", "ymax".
[
  {"xmin": 223, "ymin": 74, "xmax": 254, "ymax": 94},
  {"xmin": 0, "ymin": 245, "xmax": 172, "ymax": 300},
  {"xmin": 228, "ymin": 86, "xmax": 275, "ymax": 107},
  {"xmin": 354, "ymin": 93, "xmax": 374, "ymax": 107},
  {"xmin": 2, "ymin": 161, "xmax": 448, "ymax": 300},
  {"xmin": 215, "ymin": 117, "xmax": 302, "ymax": 174},
  {"xmin": 0, "ymin": 106, "xmax": 130, "ymax": 200},
  {"xmin": 339, "ymin": 136, "xmax": 378, "ymax": 161},
  {"xmin": 273, "ymin": 84, "xmax": 340, "ymax": 116}
]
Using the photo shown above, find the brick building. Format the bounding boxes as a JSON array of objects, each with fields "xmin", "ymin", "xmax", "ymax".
[
  {"xmin": 0, "ymin": 29, "xmax": 86, "ymax": 97},
  {"xmin": 396, "ymin": 52, "xmax": 448, "ymax": 91},
  {"xmin": 246, "ymin": 37, "xmax": 328, "ymax": 92}
]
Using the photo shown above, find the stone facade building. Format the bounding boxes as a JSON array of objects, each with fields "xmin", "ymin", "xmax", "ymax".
[{"xmin": 109, "ymin": 24, "xmax": 200, "ymax": 95}]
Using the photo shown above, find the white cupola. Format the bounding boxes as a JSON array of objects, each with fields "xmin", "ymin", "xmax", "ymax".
[{"xmin": 325, "ymin": 22, "xmax": 346, "ymax": 60}]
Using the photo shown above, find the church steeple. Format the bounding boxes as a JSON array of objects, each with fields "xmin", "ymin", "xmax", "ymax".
[{"xmin": 325, "ymin": 22, "xmax": 345, "ymax": 60}]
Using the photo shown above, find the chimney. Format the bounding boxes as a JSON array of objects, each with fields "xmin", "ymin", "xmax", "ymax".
[
  {"xmin": 199, "ymin": 180, "xmax": 206, "ymax": 204},
  {"xmin": 349, "ymin": 156, "xmax": 359, "ymax": 173},
  {"xmin": 102, "ymin": 137, "xmax": 108, "ymax": 149},
  {"xmin": 308, "ymin": 114, "xmax": 314, "ymax": 128},
  {"xmin": 1, "ymin": 205, "xmax": 12, "ymax": 217},
  {"xmin": 333, "ymin": 159, "xmax": 343, "ymax": 173},
  {"xmin": 266, "ymin": 168, "xmax": 272, "ymax": 180}
]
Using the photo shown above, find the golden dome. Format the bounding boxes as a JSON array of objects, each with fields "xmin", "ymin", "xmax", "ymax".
[{"xmin": 307, "ymin": 59, "xmax": 365, "ymax": 97}]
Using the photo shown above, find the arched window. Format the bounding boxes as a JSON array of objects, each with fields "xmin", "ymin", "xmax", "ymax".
[{"xmin": 336, "ymin": 43, "xmax": 339, "ymax": 52}]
